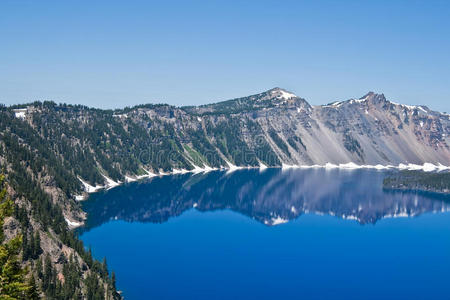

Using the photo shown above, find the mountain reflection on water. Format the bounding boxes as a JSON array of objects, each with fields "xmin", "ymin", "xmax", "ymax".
[{"xmin": 81, "ymin": 168, "xmax": 450, "ymax": 231}]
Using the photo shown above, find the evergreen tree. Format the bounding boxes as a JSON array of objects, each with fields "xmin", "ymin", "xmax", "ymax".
[
  {"xmin": 111, "ymin": 271, "xmax": 116, "ymax": 290},
  {"xmin": 102, "ymin": 257, "xmax": 108, "ymax": 277},
  {"xmin": 0, "ymin": 235, "xmax": 30, "ymax": 299},
  {"xmin": 0, "ymin": 174, "xmax": 33, "ymax": 299},
  {"xmin": 32, "ymin": 232, "xmax": 42, "ymax": 259},
  {"xmin": 42, "ymin": 254, "xmax": 53, "ymax": 293},
  {"xmin": 22, "ymin": 231, "xmax": 30, "ymax": 261},
  {"xmin": 26, "ymin": 275, "xmax": 40, "ymax": 300},
  {"xmin": 36, "ymin": 257, "xmax": 43, "ymax": 280}
]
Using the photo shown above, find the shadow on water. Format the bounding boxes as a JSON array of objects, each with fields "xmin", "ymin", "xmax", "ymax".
[{"xmin": 79, "ymin": 168, "xmax": 450, "ymax": 233}]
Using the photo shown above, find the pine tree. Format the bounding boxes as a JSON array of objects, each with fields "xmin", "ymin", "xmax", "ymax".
[
  {"xmin": 111, "ymin": 271, "xmax": 116, "ymax": 290},
  {"xmin": 0, "ymin": 175, "xmax": 33, "ymax": 299},
  {"xmin": 102, "ymin": 257, "xmax": 108, "ymax": 277},
  {"xmin": 22, "ymin": 230, "xmax": 30, "ymax": 261},
  {"xmin": 33, "ymin": 231, "xmax": 42, "ymax": 259},
  {"xmin": 42, "ymin": 254, "xmax": 53, "ymax": 292},
  {"xmin": 27, "ymin": 275, "xmax": 40, "ymax": 300},
  {"xmin": 36, "ymin": 257, "xmax": 43, "ymax": 280},
  {"xmin": 0, "ymin": 235, "xmax": 31, "ymax": 299}
]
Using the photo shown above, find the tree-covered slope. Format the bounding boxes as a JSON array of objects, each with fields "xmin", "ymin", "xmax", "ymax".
[
  {"xmin": 383, "ymin": 170, "xmax": 450, "ymax": 194},
  {"xmin": 0, "ymin": 111, "xmax": 121, "ymax": 299}
]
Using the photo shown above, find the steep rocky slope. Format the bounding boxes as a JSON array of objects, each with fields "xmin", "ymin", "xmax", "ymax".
[
  {"xmin": 118, "ymin": 88, "xmax": 449, "ymax": 167},
  {"xmin": 312, "ymin": 92, "xmax": 449, "ymax": 164}
]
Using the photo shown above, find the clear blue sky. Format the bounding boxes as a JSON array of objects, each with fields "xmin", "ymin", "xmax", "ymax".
[{"xmin": 1, "ymin": 0, "xmax": 449, "ymax": 112}]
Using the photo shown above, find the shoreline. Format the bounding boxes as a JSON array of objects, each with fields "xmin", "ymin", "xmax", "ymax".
[
  {"xmin": 76, "ymin": 161, "xmax": 450, "ymax": 199},
  {"xmin": 66, "ymin": 161, "xmax": 450, "ymax": 228}
]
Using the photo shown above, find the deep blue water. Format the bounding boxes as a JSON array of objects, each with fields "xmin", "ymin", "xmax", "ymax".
[{"xmin": 79, "ymin": 168, "xmax": 450, "ymax": 300}]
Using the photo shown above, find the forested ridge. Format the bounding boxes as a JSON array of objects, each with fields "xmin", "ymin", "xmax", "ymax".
[{"xmin": 0, "ymin": 105, "xmax": 121, "ymax": 298}]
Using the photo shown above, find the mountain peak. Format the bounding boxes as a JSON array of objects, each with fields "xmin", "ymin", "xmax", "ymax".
[
  {"xmin": 361, "ymin": 91, "xmax": 385, "ymax": 100},
  {"xmin": 267, "ymin": 87, "xmax": 298, "ymax": 100},
  {"xmin": 361, "ymin": 91, "xmax": 375, "ymax": 99},
  {"xmin": 357, "ymin": 92, "xmax": 387, "ymax": 106}
]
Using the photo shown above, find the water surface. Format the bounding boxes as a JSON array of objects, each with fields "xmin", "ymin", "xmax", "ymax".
[{"xmin": 79, "ymin": 169, "xmax": 450, "ymax": 300}]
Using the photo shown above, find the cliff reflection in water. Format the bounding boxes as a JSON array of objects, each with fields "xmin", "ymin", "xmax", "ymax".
[{"xmin": 81, "ymin": 168, "xmax": 450, "ymax": 232}]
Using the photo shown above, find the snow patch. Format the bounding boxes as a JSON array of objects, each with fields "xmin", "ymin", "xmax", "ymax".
[
  {"xmin": 141, "ymin": 168, "xmax": 157, "ymax": 178},
  {"xmin": 190, "ymin": 164, "xmax": 207, "ymax": 173},
  {"xmin": 203, "ymin": 165, "xmax": 216, "ymax": 172},
  {"xmin": 15, "ymin": 112, "xmax": 26, "ymax": 119},
  {"xmin": 396, "ymin": 163, "xmax": 450, "ymax": 172},
  {"xmin": 102, "ymin": 174, "xmax": 120, "ymax": 189},
  {"xmin": 259, "ymin": 161, "xmax": 268, "ymax": 170},
  {"xmin": 325, "ymin": 163, "xmax": 339, "ymax": 169},
  {"xmin": 172, "ymin": 169, "xmax": 183, "ymax": 174},
  {"xmin": 125, "ymin": 176, "xmax": 137, "ymax": 182},
  {"xmin": 225, "ymin": 160, "xmax": 243, "ymax": 173},
  {"xmin": 282, "ymin": 163, "xmax": 298, "ymax": 170},
  {"xmin": 189, "ymin": 164, "xmax": 218, "ymax": 174},
  {"xmin": 338, "ymin": 162, "xmax": 362, "ymax": 169},
  {"xmin": 113, "ymin": 114, "xmax": 127, "ymax": 118},
  {"xmin": 277, "ymin": 90, "xmax": 297, "ymax": 100},
  {"xmin": 390, "ymin": 101, "xmax": 428, "ymax": 114},
  {"xmin": 322, "ymin": 101, "xmax": 342, "ymax": 108},
  {"xmin": 78, "ymin": 177, "xmax": 104, "ymax": 193},
  {"xmin": 436, "ymin": 163, "xmax": 449, "ymax": 171},
  {"xmin": 74, "ymin": 195, "xmax": 85, "ymax": 201},
  {"xmin": 418, "ymin": 107, "xmax": 427, "ymax": 113},
  {"xmin": 13, "ymin": 108, "xmax": 27, "ymax": 119},
  {"xmin": 422, "ymin": 163, "xmax": 437, "ymax": 172},
  {"xmin": 372, "ymin": 164, "xmax": 391, "ymax": 170},
  {"xmin": 299, "ymin": 164, "xmax": 322, "ymax": 169},
  {"xmin": 296, "ymin": 163, "xmax": 448, "ymax": 172},
  {"xmin": 349, "ymin": 98, "xmax": 366, "ymax": 104},
  {"xmin": 65, "ymin": 218, "xmax": 82, "ymax": 228}
]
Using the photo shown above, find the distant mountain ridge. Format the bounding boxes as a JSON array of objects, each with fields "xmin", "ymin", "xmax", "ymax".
[{"xmin": 5, "ymin": 87, "xmax": 450, "ymax": 189}]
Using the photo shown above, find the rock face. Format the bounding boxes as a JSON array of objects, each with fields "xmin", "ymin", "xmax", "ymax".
[
  {"xmin": 310, "ymin": 92, "xmax": 449, "ymax": 165},
  {"xmin": 130, "ymin": 87, "xmax": 450, "ymax": 167}
]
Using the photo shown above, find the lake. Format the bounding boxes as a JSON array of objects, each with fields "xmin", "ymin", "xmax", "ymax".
[{"xmin": 79, "ymin": 168, "xmax": 450, "ymax": 300}]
